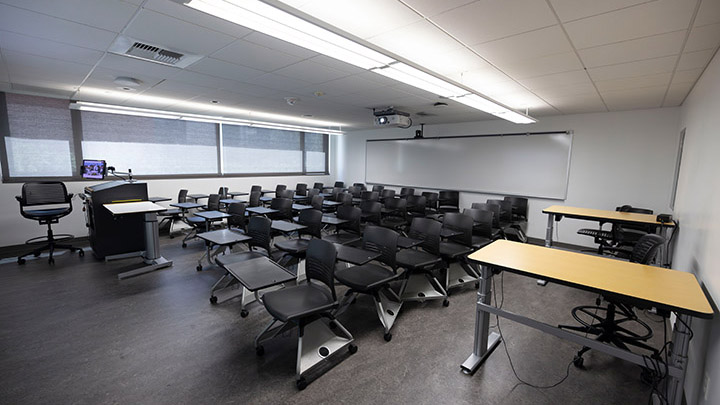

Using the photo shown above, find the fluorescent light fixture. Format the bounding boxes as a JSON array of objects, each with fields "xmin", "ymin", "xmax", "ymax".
[
  {"xmin": 177, "ymin": 0, "xmax": 536, "ymax": 124},
  {"xmin": 69, "ymin": 101, "xmax": 344, "ymax": 135}
]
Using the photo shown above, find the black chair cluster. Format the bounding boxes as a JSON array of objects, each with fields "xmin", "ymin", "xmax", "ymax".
[{"xmin": 577, "ymin": 204, "xmax": 656, "ymax": 255}]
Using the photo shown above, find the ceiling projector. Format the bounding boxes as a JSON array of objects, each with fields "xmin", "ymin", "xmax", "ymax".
[{"xmin": 373, "ymin": 108, "xmax": 411, "ymax": 127}]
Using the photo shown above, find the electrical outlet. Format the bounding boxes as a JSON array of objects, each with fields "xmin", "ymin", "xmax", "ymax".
[{"xmin": 703, "ymin": 372, "xmax": 710, "ymax": 401}]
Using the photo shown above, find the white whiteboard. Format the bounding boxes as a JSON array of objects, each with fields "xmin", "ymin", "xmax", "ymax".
[{"xmin": 365, "ymin": 132, "xmax": 572, "ymax": 200}]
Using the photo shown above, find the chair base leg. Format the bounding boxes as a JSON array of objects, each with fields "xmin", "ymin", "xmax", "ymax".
[
  {"xmin": 400, "ymin": 272, "xmax": 448, "ymax": 304},
  {"xmin": 296, "ymin": 318, "xmax": 354, "ymax": 377},
  {"xmin": 374, "ymin": 288, "xmax": 402, "ymax": 338},
  {"xmin": 445, "ymin": 261, "xmax": 479, "ymax": 292}
]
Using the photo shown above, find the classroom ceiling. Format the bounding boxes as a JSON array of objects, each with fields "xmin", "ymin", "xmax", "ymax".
[{"xmin": 0, "ymin": 0, "xmax": 719, "ymax": 131}]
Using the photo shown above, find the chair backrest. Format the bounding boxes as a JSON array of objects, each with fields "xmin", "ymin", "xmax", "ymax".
[
  {"xmin": 487, "ymin": 199, "xmax": 512, "ymax": 223},
  {"xmin": 248, "ymin": 191, "xmax": 261, "ymax": 207},
  {"xmin": 362, "ymin": 226, "xmax": 398, "ymax": 269},
  {"xmin": 218, "ymin": 187, "xmax": 228, "ymax": 199},
  {"xmin": 439, "ymin": 190, "xmax": 459, "ymax": 207},
  {"xmin": 295, "ymin": 183, "xmax": 308, "ymax": 196},
  {"xmin": 20, "ymin": 182, "xmax": 71, "ymax": 206},
  {"xmin": 618, "ymin": 205, "xmax": 655, "ymax": 233},
  {"xmin": 372, "ymin": 185, "xmax": 384, "ymax": 193},
  {"xmin": 380, "ymin": 189, "xmax": 396, "ymax": 201},
  {"xmin": 313, "ymin": 182, "xmax": 324, "ymax": 190},
  {"xmin": 275, "ymin": 184, "xmax": 287, "ymax": 194},
  {"xmin": 422, "ymin": 192, "xmax": 439, "ymax": 210},
  {"xmin": 336, "ymin": 205, "xmax": 361, "ymax": 234},
  {"xmin": 407, "ymin": 195, "xmax": 427, "ymax": 215},
  {"xmin": 336, "ymin": 192, "xmax": 353, "ymax": 206},
  {"xmin": 443, "ymin": 212, "xmax": 473, "ymax": 247},
  {"xmin": 308, "ymin": 188, "xmax": 320, "ymax": 198},
  {"xmin": 384, "ymin": 196, "xmax": 407, "ymax": 216},
  {"xmin": 360, "ymin": 200, "xmax": 382, "ymax": 224},
  {"xmin": 278, "ymin": 189, "xmax": 294, "ymax": 199},
  {"xmin": 227, "ymin": 203, "xmax": 247, "ymax": 230},
  {"xmin": 472, "ymin": 202, "xmax": 499, "ymax": 228},
  {"xmin": 207, "ymin": 194, "xmax": 220, "ymax": 211},
  {"xmin": 361, "ymin": 190, "xmax": 379, "ymax": 201},
  {"xmin": 400, "ymin": 187, "xmax": 415, "ymax": 197},
  {"xmin": 331, "ymin": 187, "xmax": 343, "ymax": 198},
  {"xmin": 353, "ymin": 183, "xmax": 365, "ymax": 190},
  {"xmin": 269, "ymin": 197, "xmax": 293, "ymax": 220},
  {"xmin": 305, "ymin": 239, "xmax": 338, "ymax": 301},
  {"xmin": 347, "ymin": 186, "xmax": 361, "ymax": 198},
  {"xmin": 504, "ymin": 196, "xmax": 528, "ymax": 219},
  {"xmin": 630, "ymin": 234, "xmax": 665, "ymax": 264},
  {"xmin": 311, "ymin": 195, "xmax": 324, "ymax": 211},
  {"xmin": 407, "ymin": 217, "xmax": 441, "ymax": 255},
  {"xmin": 463, "ymin": 208, "xmax": 494, "ymax": 239},
  {"xmin": 178, "ymin": 189, "xmax": 188, "ymax": 203},
  {"xmin": 334, "ymin": 181, "xmax": 344, "ymax": 188},
  {"xmin": 250, "ymin": 185, "xmax": 262, "ymax": 193},
  {"xmin": 297, "ymin": 209, "xmax": 323, "ymax": 239},
  {"xmin": 247, "ymin": 216, "xmax": 272, "ymax": 254}
]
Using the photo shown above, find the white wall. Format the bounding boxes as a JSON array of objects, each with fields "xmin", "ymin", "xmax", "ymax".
[
  {"xmin": 0, "ymin": 135, "xmax": 339, "ymax": 248},
  {"xmin": 340, "ymin": 108, "xmax": 681, "ymax": 247},
  {"xmin": 674, "ymin": 48, "xmax": 720, "ymax": 405}
]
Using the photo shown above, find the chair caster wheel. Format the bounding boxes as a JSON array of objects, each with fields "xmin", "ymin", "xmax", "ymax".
[
  {"xmin": 240, "ymin": 309, "xmax": 249, "ymax": 318},
  {"xmin": 383, "ymin": 333, "xmax": 392, "ymax": 342},
  {"xmin": 182, "ymin": 243, "xmax": 187, "ymax": 248},
  {"xmin": 573, "ymin": 355, "xmax": 584, "ymax": 368},
  {"xmin": 348, "ymin": 344, "xmax": 358, "ymax": 354},
  {"xmin": 78, "ymin": 250, "xmax": 84, "ymax": 257},
  {"xmin": 209, "ymin": 296, "xmax": 218, "ymax": 304},
  {"xmin": 296, "ymin": 377, "xmax": 307, "ymax": 390},
  {"xmin": 475, "ymin": 282, "xmax": 480, "ymax": 289},
  {"xmin": 443, "ymin": 299, "xmax": 450, "ymax": 307},
  {"xmin": 256, "ymin": 345, "xmax": 264, "ymax": 356},
  {"xmin": 196, "ymin": 265, "xmax": 202, "ymax": 271},
  {"xmin": 17, "ymin": 258, "xmax": 26, "ymax": 265},
  {"xmin": 48, "ymin": 258, "xmax": 55, "ymax": 265}
]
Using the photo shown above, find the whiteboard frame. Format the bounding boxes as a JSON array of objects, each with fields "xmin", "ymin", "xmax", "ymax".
[{"xmin": 364, "ymin": 131, "xmax": 573, "ymax": 200}]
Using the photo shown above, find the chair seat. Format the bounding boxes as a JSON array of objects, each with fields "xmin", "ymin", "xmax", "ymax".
[
  {"xmin": 24, "ymin": 207, "xmax": 71, "ymax": 219},
  {"xmin": 471, "ymin": 235, "xmax": 492, "ymax": 249},
  {"xmin": 216, "ymin": 251, "xmax": 266, "ymax": 266},
  {"xmin": 396, "ymin": 249, "xmax": 441, "ymax": 270},
  {"xmin": 263, "ymin": 284, "xmax": 335, "ymax": 323},
  {"xmin": 186, "ymin": 216, "xmax": 206, "ymax": 225},
  {"xmin": 335, "ymin": 264, "xmax": 397, "ymax": 292},
  {"xmin": 439, "ymin": 242, "xmax": 473, "ymax": 259},
  {"xmin": 159, "ymin": 208, "xmax": 182, "ymax": 216},
  {"xmin": 323, "ymin": 232, "xmax": 362, "ymax": 245},
  {"xmin": 274, "ymin": 239, "xmax": 310, "ymax": 254}
]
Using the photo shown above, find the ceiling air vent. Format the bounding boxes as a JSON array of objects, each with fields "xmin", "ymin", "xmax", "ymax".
[{"xmin": 108, "ymin": 36, "xmax": 203, "ymax": 68}]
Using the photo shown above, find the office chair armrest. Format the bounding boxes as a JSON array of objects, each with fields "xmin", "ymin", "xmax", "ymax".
[
  {"xmin": 67, "ymin": 193, "xmax": 74, "ymax": 201},
  {"xmin": 15, "ymin": 195, "xmax": 22, "ymax": 202}
]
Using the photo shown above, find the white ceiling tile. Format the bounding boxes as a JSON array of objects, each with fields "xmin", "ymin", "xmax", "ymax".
[
  {"xmin": 684, "ymin": 23, "xmax": 720, "ymax": 52},
  {"xmin": 3, "ymin": 50, "xmax": 91, "ymax": 89},
  {"xmin": 143, "ymin": 0, "xmax": 254, "ymax": 39},
  {"xmin": 501, "ymin": 52, "xmax": 583, "ymax": 79},
  {"xmin": 300, "ymin": 74, "xmax": 386, "ymax": 97},
  {"xmin": 84, "ymin": 66, "xmax": 164, "ymax": 91},
  {"xmin": 545, "ymin": 93, "xmax": 607, "ymax": 114},
  {"xmin": 534, "ymin": 81, "xmax": 598, "ymax": 98},
  {"xmin": 671, "ymin": 68, "xmax": 704, "ymax": 84},
  {"xmin": 471, "ymin": 26, "xmax": 573, "ymax": 65},
  {"xmin": 210, "ymin": 39, "xmax": 304, "ymax": 72},
  {"xmin": 0, "ymin": 0, "xmax": 138, "ymax": 32},
  {"xmin": 422, "ymin": 48, "xmax": 496, "ymax": 77},
  {"xmin": 398, "ymin": 0, "xmax": 475, "ymax": 17},
  {"xmin": 454, "ymin": 66, "xmax": 513, "ymax": 89},
  {"xmin": 587, "ymin": 56, "xmax": 678, "ymax": 81},
  {"xmin": 307, "ymin": 55, "xmax": 367, "ymax": 75},
  {"xmin": 286, "ymin": 0, "xmax": 422, "ymax": 40},
  {"xmin": 0, "ymin": 3, "xmax": 117, "ymax": 51},
  {"xmin": 663, "ymin": 82, "xmax": 693, "ymax": 106},
  {"xmin": 248, "ymin": 73, "xmax": 312, "ymax": 92},
  {"xmin": 594, "ymin": 72, "xmax": 672, "ymax": 92},
  {"xmin": 549, "ymin": 0, "xmax": 652, "ymax": 22},
  {"xmin": 520, "ymin": 70, "xmax": 594, "ymax": 91},
  {"xmin": 694, "ymin": 0, "xmax": 720, "ymax": 27},
  {"xmin": 677, "ymin": 49, "xmax": 716, "ymax": 70},
  {"xmin": 367, "ymin": 20, "xmax": 464, "ymax": 63},
  {"xmin": 564, "ymin": 0, "xmax": 695, "ymax": 49},
  {"xmin": 242, "ymin": 32, "xmax": 319, "ymax": 59},
  {"xmin": 220, "ymin": 80, "xmax": 285, "ymax": 98},
  {"xmin": 273, "ymin": 60, "xmax": 350, "ymax": 85},
  {"xmin": 169, "ymin": 70, "xmax": 229, "ymax": 89},
  {"xmin": 98, "ymin": 53, "xmax": 182, "ymax": 81},
  {"xmin": 578, "ymin": 31, "xmax": 686, "ymax": 67},
  {"xmin": 601, "ymin": 85, "xmax": 666, "ymax": 110},
  {"xmin": 193, "ymin": 88, "xmax": 275, "ymax": 106},
  {"xmin": 0, "ymin": 30, "xmax": 103, "ymax": 66},
  {"xmin": 186, "ymin": 57, "xmax": 265, "ymax": 83},
  {"xmin": 124, "ymin": 9, "xmax": 236, "ymax": 55},
  {"xmin": 432, "ymin": 0, "xmax": 557, "ymax": 45},
  {"xmin": 491, "ymin": 91, "xmax": 552, "ymax": 111},
  {"xmin": 140, "ymin": 80, "xmax": 215, "ymax": 100}
]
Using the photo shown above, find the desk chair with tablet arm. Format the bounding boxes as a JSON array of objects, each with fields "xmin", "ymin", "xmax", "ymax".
[
  {"xmin": 182, "ymin": 194, "xmax": 221, "ymax": 248},
  {"xmin": 226, "ymin": 202, "xmax": 247, "ymax": 232},
  {"xmin": 440, "ymin": 213, "xmax": 479, "ymax": 293},
  {"xmin": 360, "ymin": 200, "xmax": 382, "ymax": 227},
  {"xmin": 559, "ymin": 234, "xmax": 666, "ymax": 368},
  {"xmin": 158, "ymin": 189, "xmax": 187, "ymax": 237},
  {"xmin": 323, "ymin": 205, "xmax": 362, "ymax": 245},
  {"xmin": 438, "ymin": 190, "xmax": 460, "ymax": 214},
  {"xmin": 470, "ymin": 203, "xmax": 505, "ymax": 240},
  {"xmin": 422, "ymin": 192, "xmax": 439, "ymax": 214},
  {"xmin": 275, "ymin": 208, "xmax": 322, "ymax": 268},
  {"xmin": 256, "ymin": 239, "xmax": 356, "ymax": 390},
  {"xmin": 335, "ymin": 226, "xmax": 402, "ymax": 341},
  {"xmin": 380, "ymin": 196, "xmax": 408, "ymax": 231},
  {"xmin": 396, "ymin": 218, "xmax": 447, "ymax": 306}
]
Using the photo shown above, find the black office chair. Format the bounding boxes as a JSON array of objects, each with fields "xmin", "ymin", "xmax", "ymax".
[
  {"xmin": 352, "ymin": 182, "xmax": 366, "ymax": 190},
  {"xmin": 335, "ymin": 226, "xmax": 402, "ymax": 341},
  {"xmin": 310, "ymin": 195, "xmax": 324, "ymax": 211},
  {"xmin": 206, "ymin": 193, "xmax": 221, "ymax": 211},
  {"xmin": 406, "ymin": 195, "xmax": 427, "ymax": 220},
  {"xmin": 313, "ymin": 182, "xmax": 324, "ymax": 191},
  {"xmin": 294, "ymin": 183, "xmax": 309, "ymax": 203},
  {"xmin": 396, "ymin": 217, "xmax": 447, "ymax": 306},
  {"xmin": 274, "ymin": 209, "xmax": 323, "ymax": 269},
  {"xmin": 336, "ymin": 192, "xmax": 353, "ymax": 206},
  {"xmin": 182, "ymin": 194, "xmax": 222, "ymax": 248},
  {"xmin": 347, "ymin": 186, "xmax": 361, "ymax": 199},
  {"xmin": 559, "ymin": 234, "xmax": 666, "ymax": 368},
  {"xmin": 218, "ymin": 187, "xmax": 229, "ymax": 199},
  {"xmin": 379, "ymin": 189, "xmax": 396, "ymax": 204},
  {"xmin": 438, "ymin": 190, "xmax": 460, "ymax": 214},
  {"xmin": 16, "ymin": 182, "xmax": 84, "ymax": 265},
  {"xmin": 360, "ymin": 190, "xmax": 379, "ymax": 202},
  {"xmin": 267, "ymin": 198, "xmax": 293, "ymax": 222},
  {"xmin": 471, "ymin": 203, "xmax": 505, "ymax": 240},
  {"xmin": 371, "ymin": 185, "xmax": 384, "ymax": 194},
  {"xmin": 577, "ymin": 205, "xmax": 653, "ymax": 254},
  {"xmin": 158, "ymin": 189, "xmax": 188, "ymax": 237},
  {"xmin": 277, "ymin": 189, "xmax": 294, "ymax": 199},
  {"xmin": 226, "ymin": 202, "xmax": 247, "ymax": 233},
  {"xmin": 463, "ymin": 208, "xmax": 497, "ymax": 247},
  {"xmin": 360, "ymin": 200, "xmax": 382, "ymax": 226},
  {"xmin": 399, "ymin": 187, "xmax": 415, "ymax": 198},
  {"xmin": 323, "ymin": 205, "xmax": 362, "ymax": 245},
  {"xmin": 504, "ymin": 196, "xmax": 528, "ymax": 221},
  {"xmin": 248, "ymin": 191, "xmax": 261, "ymax": 207},
  {"xmin": 487, "ymin": 199, "xmax": 526, "ymax": 242},
  {"xmin": 380, "ymin": 197, "xmax": 407, "ymax": 231},
  {"xmin": 440, "ymin": 213, "xmax": 478, "ymax": 292},
  {"xmin": 422, "ymin": 192, "xmax": 439, "ymax": 214},
  {"xmin": 334, "ymin": 181, "xmax": 345, "ymax": 188},
  {"xmin": 256, "ymin": 239, "xmax": 356, "ymax": 390}
]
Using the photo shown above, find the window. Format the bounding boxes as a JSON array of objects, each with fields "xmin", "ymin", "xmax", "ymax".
[
  {"xmin": 81, "ymin": 112, "xmax": 218, "ymax": 175},
  {"xmin": 304, "ymin": 132, "xmax": 327, "ymax": 173},
  {"xmin": 1, "ymin": 93, "xmax": 76, "ymax": 179}
]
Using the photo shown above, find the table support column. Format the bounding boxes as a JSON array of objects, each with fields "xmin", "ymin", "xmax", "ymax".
[
  {"xmin": 461, "ymin": 265, "xmax": 501, "ymax": 374},
  {"xmin": 665, "ymin": 314, "xmax": 692, "ymax": 405},
  {"xmin": 545, "ymin": 214, "xmax": 554, "ymax": 247},
  {"xmin": 143, "ymin": 212, "xmax": 161, "ymax": 263}
]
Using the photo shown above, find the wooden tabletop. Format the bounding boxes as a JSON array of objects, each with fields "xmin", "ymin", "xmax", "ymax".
[
  {"xmin": 468, "ymin": 240, "xmax": 712, "ymax": 318},
  {"xmin": 543, "ymin": 205, "xmax": 674, "ymax": 227},
  {"xmin": 104, "ymin": 201, "xmax": 167, "ymax": 215}
]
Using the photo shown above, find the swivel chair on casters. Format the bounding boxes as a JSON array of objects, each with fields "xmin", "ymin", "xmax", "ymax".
[{"xmin": 17, "ymin": 182, "xmax": 84, "ymax": 265}]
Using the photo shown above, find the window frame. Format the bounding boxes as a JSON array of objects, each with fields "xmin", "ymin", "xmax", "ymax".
[{"xmin": 0, "ymin": 92, "xmax": 330, "ymax": 183}]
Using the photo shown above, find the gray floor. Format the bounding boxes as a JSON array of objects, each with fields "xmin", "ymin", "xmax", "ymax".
[{"xmin": 0, "ymin": 235, "xmax": 665, "ymax": 404}]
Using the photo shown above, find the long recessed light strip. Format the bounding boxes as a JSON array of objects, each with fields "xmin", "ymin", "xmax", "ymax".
[
  {"xmin": 175, "ymin": 0, "xmax": 536, "ymax": 124},
  {"xmin": 69, "ymin": 101, "xmax": 345, "ymax": 135}
]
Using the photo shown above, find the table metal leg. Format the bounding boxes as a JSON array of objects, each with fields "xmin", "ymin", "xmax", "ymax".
[
  {"xmin": 536, "ymin": 214, "xmax": 555, "ymax": 286},
  {"xmin": 118, "ymin": 212, "xmax": 173, "ymax": 280},
  {"xmin": 461, "ymin": 265, "xmax": 501, "ymax": 374},
  {"xmin": 666, "ymin": 314, "xmax": 692, "ymax": 405},
  {"xmin": 658, "ymin": 226, "xmax": 670, "ymax": 267}
]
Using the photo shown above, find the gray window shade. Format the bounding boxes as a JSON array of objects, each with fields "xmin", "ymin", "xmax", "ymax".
[
  {"xmin": 4, "ymin": 93, "xmax": 75, "ymax": 177},
  {"xmin": 81, "ymin": 111, "xmax": 218, "ymax": 175},
  {"xmin": 304, "ymin": 133, "xmax": 326, "ymax": 173},
  {"xmin": 222, "ymin": 124, "xmax": 303, "ymax": 173}
]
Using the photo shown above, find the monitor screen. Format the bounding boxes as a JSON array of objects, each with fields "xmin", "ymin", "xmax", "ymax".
[{"xmin": 81, "ymin": 159, "xmax": 106, "ymax": 180}]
